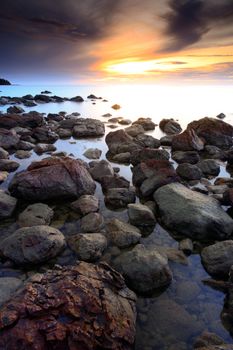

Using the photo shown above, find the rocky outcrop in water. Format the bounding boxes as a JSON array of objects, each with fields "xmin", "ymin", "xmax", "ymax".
[
  {"xmin": 154, "ymin": 183, "xmax": 233, "ymax": 240},
  {"xmin": 0, "ymin": 262, "xmax": 137, "ymax": 350},
  {"xmin": 9, "ymin": 157, "xmax": 96, "ymax": 201}
]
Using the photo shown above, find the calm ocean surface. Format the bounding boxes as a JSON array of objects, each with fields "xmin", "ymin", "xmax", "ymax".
[{"xmin": 1, "ymin": 84, "xmax": 233, "ymax": 349}]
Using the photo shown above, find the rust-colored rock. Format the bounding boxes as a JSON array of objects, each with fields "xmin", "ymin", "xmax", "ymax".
[
  {"xmin": 188, "ymin": 117, "xmax": 233, "ymax": 149},
  {"xmin": 0, "ymin": 262, "xmax": 136, "ymax": 350},
  {"xmin": 172, "ymin": 129, "xmax": 205, "ymax": 152},
  {"xmin": 9, "ymin": 157, "xmax": 96, "ymax": 201}
]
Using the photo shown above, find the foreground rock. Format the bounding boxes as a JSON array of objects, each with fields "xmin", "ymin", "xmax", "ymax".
[
  {"xmin": 0, "ymin": 190, "xmax": 17, "ymax": 219},
  {"xmin": 201, "ymin": 240, "xmax": 233, "ymax": 276},
  {"xmin": 18, "ymin": 203, "xmax": 54, "ymax": 227},
  {"xmin": 0, "ymin": 262, "xmax": 136, "ymax": 350},
  {"xmin": 69, "ymin": 233, "xmax": 107, "ymax": 261},
  {"xmin": 114, "ymin": 244, "xmax": 172, "ymax": 293},
  {"xmin": 9, "ymin": 157, "xmax": 96, "ymax": 201},
  {"xmin": 0, "ymin": 226, "xmax": 65, "ymax": 265},
  {"xmin": 154, "ymin": 183, "xmax": 233, "ymax": 240}
]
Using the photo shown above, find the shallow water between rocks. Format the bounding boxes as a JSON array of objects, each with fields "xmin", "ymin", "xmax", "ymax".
[{"xmin": 1, "ymin": 84, "xmax": 233, "ymax": 349}]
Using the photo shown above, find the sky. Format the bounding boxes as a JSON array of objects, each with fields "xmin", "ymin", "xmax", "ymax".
[{"xmin": 0, "ymin": 0, "xmax": 233, "ymax": 84}]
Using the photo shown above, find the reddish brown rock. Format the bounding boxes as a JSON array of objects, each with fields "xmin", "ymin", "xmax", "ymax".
[
  {"xmin": 0, "ymin": 262, "xmax": 136, "ymax": 350},
  {"xmin": 172, "ymin": 129, "xmax": 205, "ymax": 152},
  {"xmin": 132, "ymin": 159, "xmax": 175, "ymax": 186},
  {"xmin": 9, "ymin": 157, "xmax": 96, "ymax": 201},
  {"xmin": 188, "ymin": 117, "xmax": 233, "ymax": 149}
]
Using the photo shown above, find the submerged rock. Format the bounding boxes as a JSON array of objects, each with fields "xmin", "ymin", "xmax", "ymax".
[
  {"xmin": 0, "ymin": 262, "xmax": 136, "ymax": 350},
  {"xmin": 83, "ymin": 148, "xmax": 102, "ymax": 159},
  {"xmin": 9, "ymin": 157, "xmax": 96, "ymax": 201},
  {"xmin": 114, "ymin": 244, "xmax": 172, "ymax": 293},
  {"xmin": 0, "ymin": 225, "xmax": 65, "ymax": 265},
  {"xmin": 154, "ymin": 183, "xmax": 233, "ymax": 240}
]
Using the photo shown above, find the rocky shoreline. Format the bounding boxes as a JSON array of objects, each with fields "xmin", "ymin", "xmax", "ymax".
[{"xmin": 0, "ymin": 93, "xmax": 233, "ymax": 349}]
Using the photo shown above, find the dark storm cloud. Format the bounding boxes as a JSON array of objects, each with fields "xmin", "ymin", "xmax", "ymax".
[
  {"xmin": 0, "ymin": 0, "xmax": 123, "ymax": 41},
  {"xmin": 162, "ymin": 0, "xmax": 233, "ymax": 52}
]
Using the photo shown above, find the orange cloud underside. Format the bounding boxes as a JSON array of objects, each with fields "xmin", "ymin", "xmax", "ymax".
[{"xmin": 90, "ymin": 27, "xmax": 233, "ymax": 81}]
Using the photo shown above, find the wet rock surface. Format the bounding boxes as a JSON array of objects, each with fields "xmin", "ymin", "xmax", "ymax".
[
  {"xmin": 0, "ymin": 262, "xmax": 137, "ymax": 350},
  {"xmin": 154, "ymin": 183, "xmax": 233, "ymax": 240},
  {"xmin": 0, "ymin": 225, "xmax": 66, "ymax": 265},
  {"xmin": 114, "ymin": 244, "xmax": 172, "ymax": 294},
  {"xmin": 9, "ymin": 157, "xmax": 96, "ymax": 201}
]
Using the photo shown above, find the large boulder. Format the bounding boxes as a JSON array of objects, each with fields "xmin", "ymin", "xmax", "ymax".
[
  {"xmin": 0, "ymin": 262, "xmax": 136, "ymax": 350},
  {"xmin": 154, "ymin": 183, "xmax": 233, "ymax": 240},
  {"xmin": 0, "ymin": 225, "xmax": 65, "ymax": 265},
  {"xmin": 114, "ymin": 244, "xmax": 172, "ymax": 293},
  {"xmin": 201, "ymin": 240, "xmax": 233, "ymax": 276},
  {"xmin": 9, "ymin": 157, "xmax": 96, "ymax": 201},
  {"xmin": 73, "ymin": 118, "xmax": 105, "ymax": 138},
  {"xmin": 188, "ymin": 117, "xmax": 233, "ymax": 149}
]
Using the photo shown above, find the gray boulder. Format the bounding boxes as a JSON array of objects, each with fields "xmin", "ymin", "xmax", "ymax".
[
  {"xmin": 105, "ymin": 218, "xmax": 141, "ymax": 248},
  {"xmin": 114, "ymin": 244, "xmax": 172, "ymax": 293},
  {"xmin": 0, "ymin": 226, "xmax": 65, "ymax": 265},
  {"xmin": 69, "ymin": 233, "xmax": 107, "ymax": 261},
  {"xmin": 71, "ymin": 195, "xmax": 99, "ymax": 216},
  {"xmin": 154, "ymin": 183, "xmax": 233, "ymax": 240},
  {"xmin": 201, "ymin": 240, "xmax": 233, "ymax": 276},
  {"xmin": 80, "ymin": 212, "xmax": 104, "ymax": 233}
]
